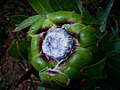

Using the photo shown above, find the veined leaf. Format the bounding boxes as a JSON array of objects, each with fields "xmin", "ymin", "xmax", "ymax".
[
  {"xmin": 27, "ymin": 0, "xmax": 80, "ymax": 14},
  {"xmin": 8, "ymin": 40, "xmax": 31, "ymax": 60},
  {"xmin": 13, "ymin": 15, "xmax": 43, "ymax": 32},
  {"xmin": 27, "ymin": 0, "xmax": 54, "ymax": 14},
  {"xmin": 48, "ymin": 0, "xmax": 64, "ymax": 11},
  {"xmin": 81, "ymin": 57, "xmax": 106, "ymax": 78}
]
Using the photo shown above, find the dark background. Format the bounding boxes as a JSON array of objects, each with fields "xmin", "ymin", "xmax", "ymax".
[{"xmin": 0, "ymin": 0, "xmax": 39, "ymax": 90}]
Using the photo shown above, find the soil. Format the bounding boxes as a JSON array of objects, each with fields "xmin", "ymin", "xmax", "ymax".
[{"xmin": 0, "ymin": 0, "xmax": 40, "ymax": 90}]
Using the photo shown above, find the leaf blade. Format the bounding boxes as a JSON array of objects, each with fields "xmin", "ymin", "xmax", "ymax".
[
  {"xmin": 81, "ymin": 58, "xmax": 106, "ymax": 78},
  {"xmin": 97, "ymin": 0, "xmax": 114, "ymax": 32},
  {"xmin": 13, "ymin": 15, "xmax": 42, "ymax": 32},
  {"xmin": 27, "ymin": 0, "xmax": 54, "ymax": 14}
]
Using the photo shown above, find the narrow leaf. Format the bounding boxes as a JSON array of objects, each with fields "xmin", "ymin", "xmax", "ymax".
[
  {"xmin": 27, "ymin": 0, "xmax": 54, "ymax": 14},
  {"xmin": 14, "ymin": 15, "xmax": 42, "ymax": 32},
  {"xmin": 97, "ymin": 0, "xmax": 114, "ymax": 32},
  {"xmin": 81, "ymin": 9, "xmax": 98, "ymax": 24},
  {"xmin": 57, "ymin": 0, "xmax": 79, "ymax": 12},
  {"xmin": 76, "ymin": 0, "xmax": 83, "ymax": 14},
  {"xmin": 27, "ymin": 0, "xmax": 80, "ymax": 14},
  {"xmin": 48, "ymin": 0, "xmax": 64, "ymax": 11}
]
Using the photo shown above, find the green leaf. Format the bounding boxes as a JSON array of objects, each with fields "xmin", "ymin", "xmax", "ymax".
[
  {"xmin": 13, "ymin": 15, "xmax": 42, "ymax": 32},
  {"xmin": 97, "ymin": 0, "xmax": 114, "ymax": 32},
  {"xmin": 76, "ymin": 0, "xmax": 83, "ymax": 14},
  {"xmin": 81, "ymin": 9, "xmax": 98, "ymax": 25},
  {"xmin": 98, "ymin": 34, "xmax": 113, "ymax": 52},
  {"xmin": 27, "ymin": 0, "xmax": 80, "ymax": 14},
  {"xmin": 48, "ymin": 0, "xmax": 64, "ymax": 11},
  {"xmin": 27, "ymin": 0, "xmax": 54, "ymax": 14},
  {"xmin": 8, "ymin": 39, "xmax": 31, "ymax": 60},
  {"xmin": 81, "ymin": 58, "xmax": 106, "ymax": 78}
]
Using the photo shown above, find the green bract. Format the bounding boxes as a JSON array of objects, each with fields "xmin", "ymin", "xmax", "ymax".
[{"xmin": 15, "ymin": 11, "xmax": 103, "ymax": 89}]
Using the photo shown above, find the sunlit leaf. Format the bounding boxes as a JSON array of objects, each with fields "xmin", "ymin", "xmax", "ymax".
[
  {"xmin": 27, "ymin": 0, "xmax": 80, "ymax": 14},
  {"xmin": 27, "ymin": 0, "xmax": 54, "ymax": 14},
  {"xmin": 13, "ymin": 15, "xmax": 42, "ymax": 32},
  {"xmin": 8, "ymin": 39, "xmax": 30, "ymax": 60}
]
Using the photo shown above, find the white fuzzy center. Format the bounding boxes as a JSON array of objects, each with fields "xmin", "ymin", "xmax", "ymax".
[{"xmin": 42, "ymin": 27, "xmax": 73, "ymax": 61}]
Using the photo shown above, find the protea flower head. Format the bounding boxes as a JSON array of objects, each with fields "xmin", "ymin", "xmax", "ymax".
[{"xmin": 25, "ymin": 11, "xmax": 100, "ymax": 89}]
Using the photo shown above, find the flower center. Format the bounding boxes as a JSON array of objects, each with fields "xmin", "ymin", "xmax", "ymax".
[{"xmin": 42, "ymin": 27, "xmax": 74, "ymax": 61}]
